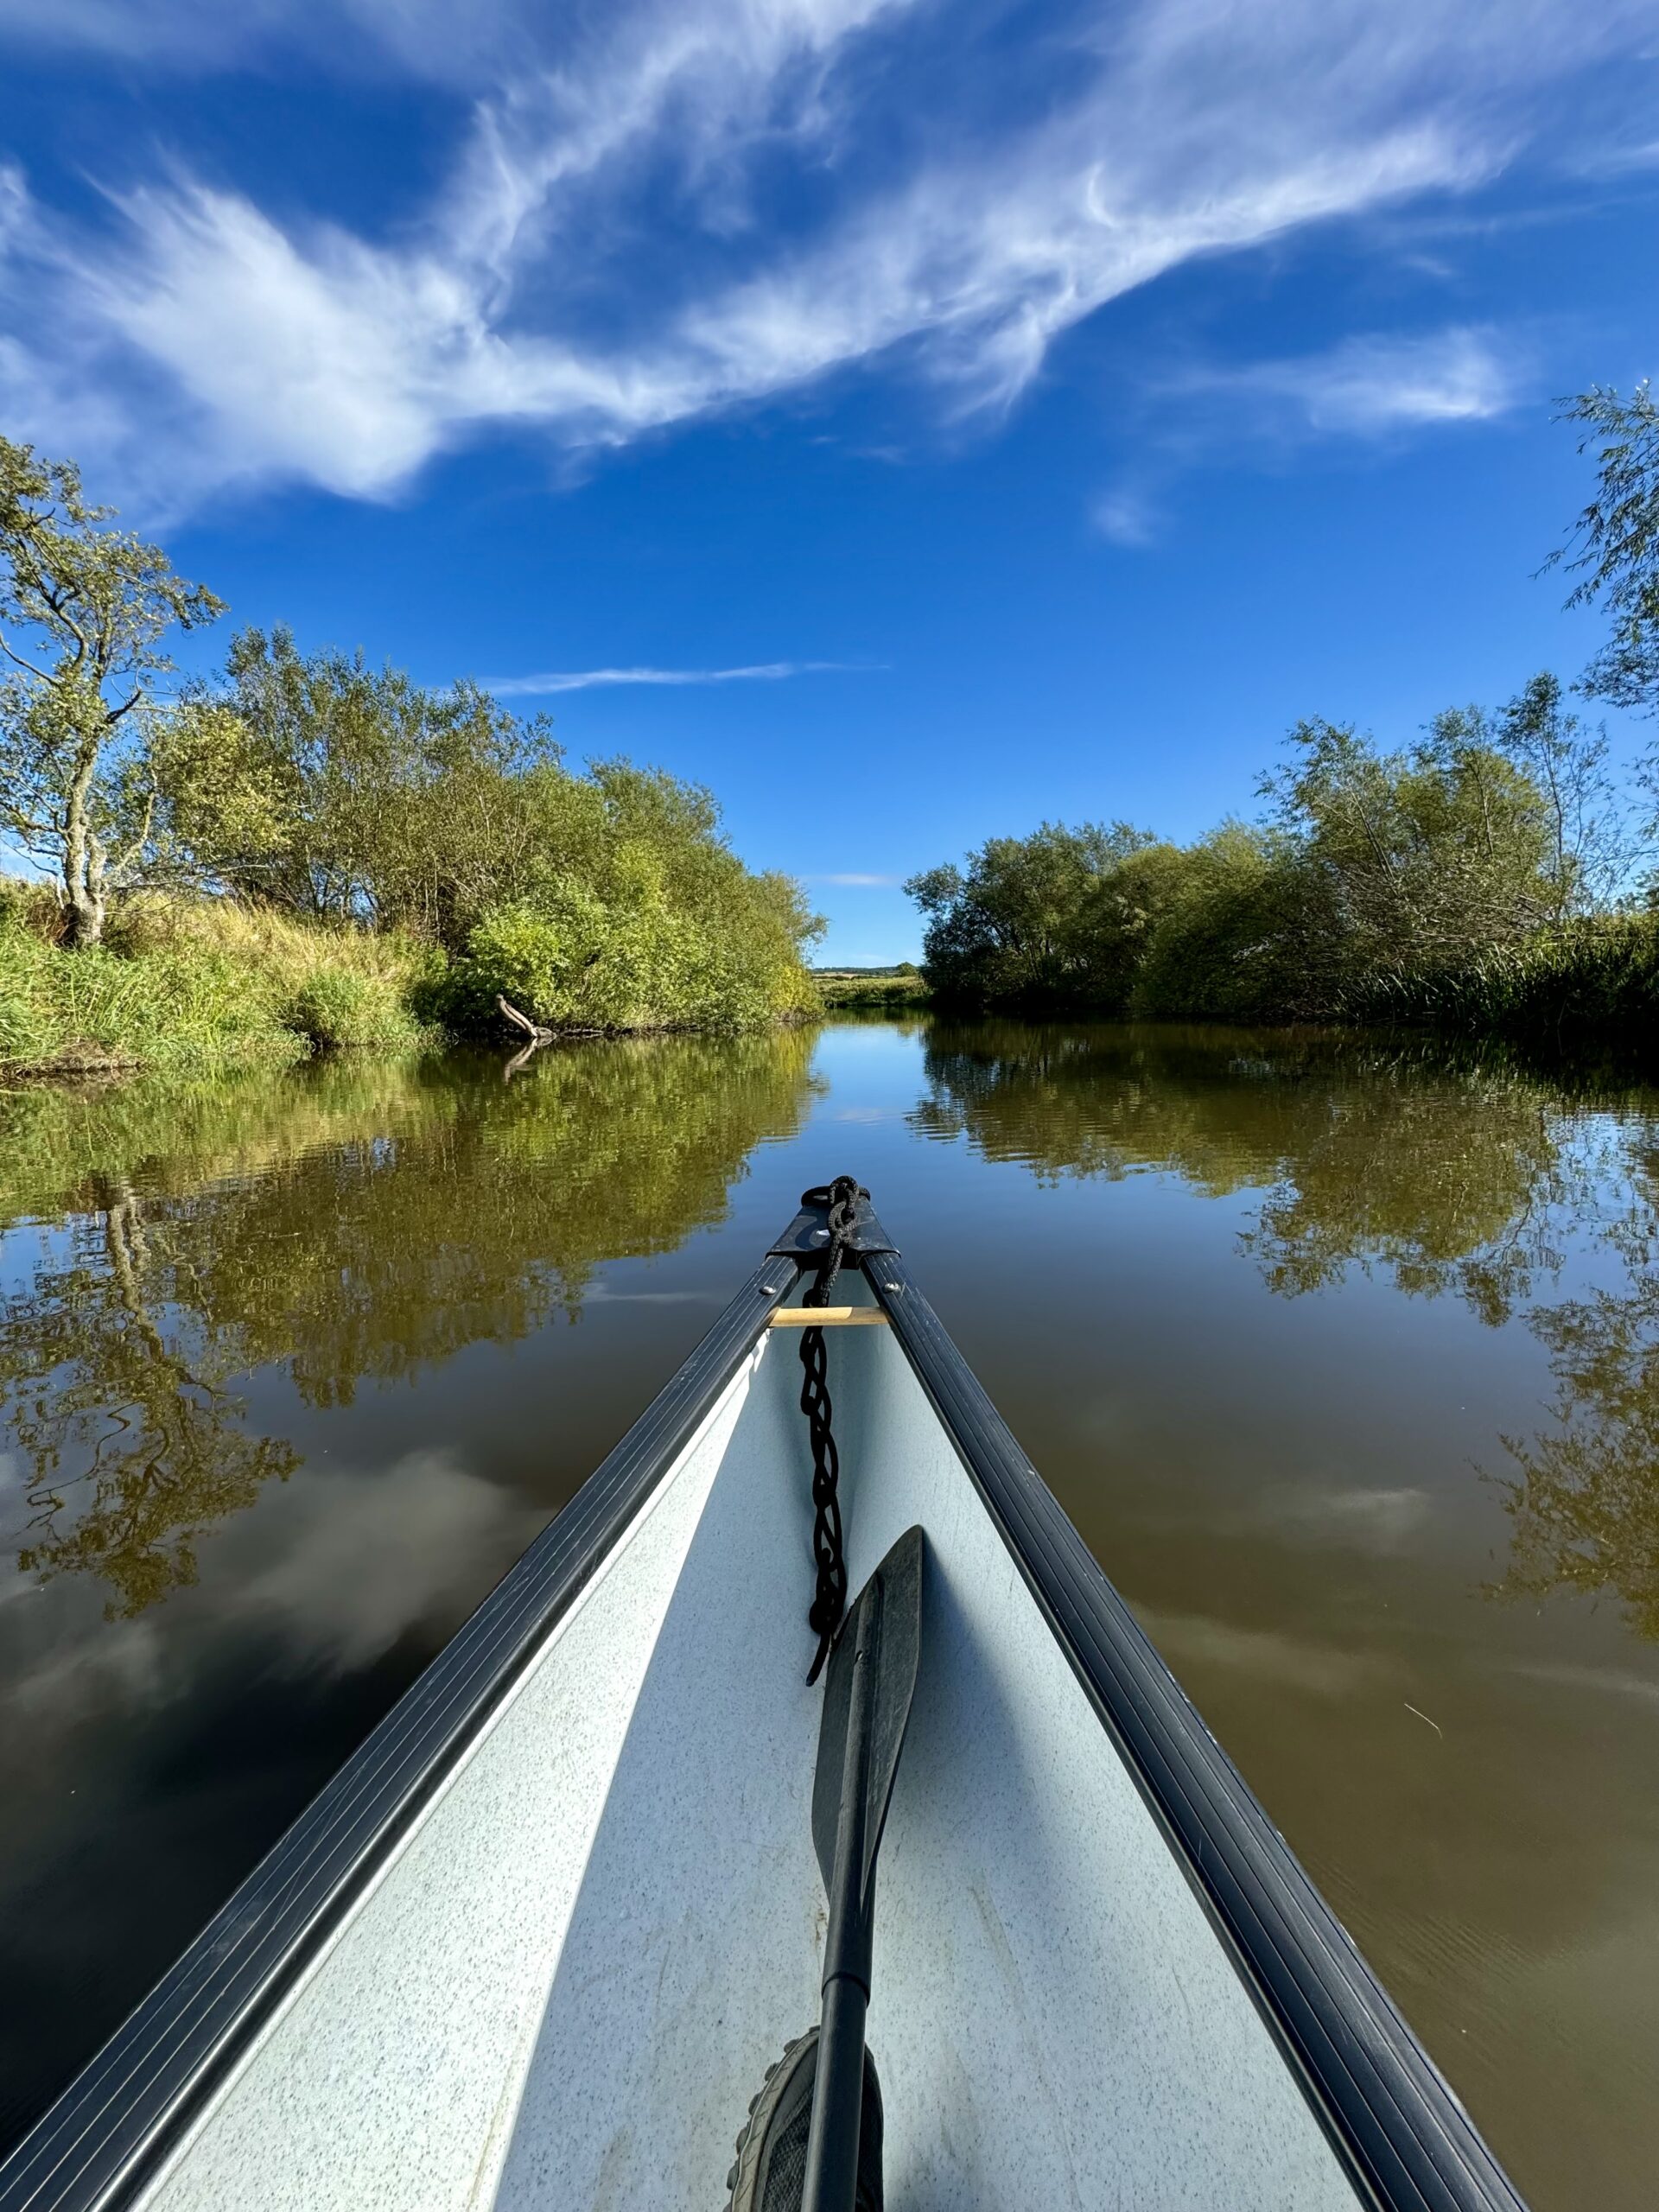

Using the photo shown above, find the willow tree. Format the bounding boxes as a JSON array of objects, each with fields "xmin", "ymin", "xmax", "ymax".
[
  {"xmin": 1554, "ymin": 382, "xmax": 1659, "ymax": 715},
  {"xmin": 0, "ymin": 438, "xmax": 223, "ymax": 945}
]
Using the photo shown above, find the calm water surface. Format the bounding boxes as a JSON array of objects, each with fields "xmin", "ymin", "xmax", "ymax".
[{"xmin": 3, "ymin": 1020, "xmax": 1658, "ymax": 2207}]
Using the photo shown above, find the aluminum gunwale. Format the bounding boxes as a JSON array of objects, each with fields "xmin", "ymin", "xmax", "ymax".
[
  {"xmin": 860, "ymin": 1234, "xmax": 1529, "ymax": 2212},
  {"xmin": 0, "ymin": 1260, "xmax": 798, "ymax": 2212}
]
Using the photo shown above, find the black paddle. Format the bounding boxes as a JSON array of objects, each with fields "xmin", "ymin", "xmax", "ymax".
[{"xmin": 800, "ymin": 1525, "xmax": 925, "ymax": 2212}]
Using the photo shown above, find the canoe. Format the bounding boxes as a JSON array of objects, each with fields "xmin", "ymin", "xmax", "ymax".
[{"xmin": 0, "ymin": 1180, "xmax": 1529, "ymax": 2212}]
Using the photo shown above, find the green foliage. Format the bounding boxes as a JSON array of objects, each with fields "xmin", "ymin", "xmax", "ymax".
[
  {"xmin": 0, "ymin": 887, "xmax": 433, "ymax": 1073},
  {"xmin": 0, "ymin": 922, "xmax": 294, "ymax": 1074},
  {"xmin": 0, "ymin": 436, "xmax": 224, "ymax": 945},
  {"xmin": 1346, "ymin": 917, "xmax": 1659, "ymax": 1043},
  {"xmin": 1261, "ymin": 713, "xmax": 1566, "ymax": 965},
  {"xmin": 1131, "ymin": 823, "xmax": 1324, "ymax": 1019},
  {"xmin": 279, "ymin": 966, "xmax": 428, "ymax": 1052},
  {"xmin": 0, "ymin": 448, "xmax": 821, "ymax": 1043},
  {"xmin": 435, "ymin": 868, "xmax": 811, "ymax": 1037},
  {"xmin": 911, "ymin": 680, "xmax": 1647, "ymax": 1034},
  {"xmin": 154, "ymin": 626, "xmax": 551, "ymax": 936},
  {"xmin": 1553, "ymin": 382, "xmax": 1659, "ymax": 715},
  {"xmin": 149, "ymin": 632, "xmax": 821, "ymax": 1036},
  {"xmin": 906, "ymin": 821, "xmax": 1158, "ymax": 1007}
]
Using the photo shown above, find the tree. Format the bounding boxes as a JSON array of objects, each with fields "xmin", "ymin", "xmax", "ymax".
[
  {"xmin": 1131, "ymin": 819, "xmax": 1321, "ymax": 1018},
  {"xmin": 1490, "ymin": 672, "xmax": 1634, "ymax": 918},
  {"xmin": 906, "ymin": 821, "xmax": 1156, "ymax": 1007},
  {"xmin": 1262, "ymin": 715, "xmax": 1559, "ymax": 969},
  {"xmin": 156, "ymin": 625, "xmax": 551, "ymax": 938},
  {"xmin": 1553, "ymin": 382, "xmax": 1659, "ymax": 715},
  {"xmin": 0, "ymin": 438, "xmax": 223, "ymax": 945}
]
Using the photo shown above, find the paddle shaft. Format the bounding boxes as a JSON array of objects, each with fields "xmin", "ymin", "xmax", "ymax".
[{"xmin": 801, "ymin": 1585, "xmax": 882, "ymax": 2212}]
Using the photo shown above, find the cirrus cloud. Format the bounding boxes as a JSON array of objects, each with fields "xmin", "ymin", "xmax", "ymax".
[
  {"xmin": 486, "ymin": 659, "xmax": 864, "ymax": 695},
  {"xmin": 0, "ymin": 0, "xmax": 1649, "ymax": 515}
]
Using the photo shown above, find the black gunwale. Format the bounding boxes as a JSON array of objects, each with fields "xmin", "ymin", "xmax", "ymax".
[
  {"xmin": 861, "ymin": 1230, "xmax": 1529, "ymax": 2212},
  {"xmin": 0, "ymin": 1260, "xmax": 796, "ymax": 2212}
]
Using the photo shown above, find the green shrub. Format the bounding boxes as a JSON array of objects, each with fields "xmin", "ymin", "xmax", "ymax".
[
  {"xmin": 0, "ymin": 886, "xmax": 436, "ymax": 1075},
  {"xmin": 434, "ymin": 887, "xmax": 812, "ymax": 1039},
  {"xmin": 280, "ymin": 967, "xmax": 429, "ymax": 1051},
  {"xmin": 0, "ymin": 924, "xmax": 298, "ymax": 1073}
]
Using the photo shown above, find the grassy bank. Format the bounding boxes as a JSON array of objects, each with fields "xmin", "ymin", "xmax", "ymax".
[
  {"xmin": 0, "ymin": 882, "xmax": 820, "ymax": 1079},
  {"xmin": 0, "ymin": 890, "xmax": 438, "ymax": 1077}
]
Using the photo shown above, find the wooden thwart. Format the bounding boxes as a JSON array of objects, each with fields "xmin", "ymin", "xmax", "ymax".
[{"xmin": 768, "ymin": 1306, "xmax": 891, "ymax": 1328}]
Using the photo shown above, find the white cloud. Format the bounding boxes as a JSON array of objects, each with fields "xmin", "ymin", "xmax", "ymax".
[
  {"xmin": 1091, "ymin": 486, "xmax": 1160, "ymax": 545},
  {"xmin": 486, "ymin": 659, "xmax": 858, "ymax": 694},
  {"xmin": 810, "ymin": 871, "xmax": 902, "ymax": 886},
  {"xmin": 0, "ymin": 0, "xmax": 1647, "ymax": 511},
  {"xmin": 1197, "ymin": 326, "xmax": 1521, "ymax": 435}
]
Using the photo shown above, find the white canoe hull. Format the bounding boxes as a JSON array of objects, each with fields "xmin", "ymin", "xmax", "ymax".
[{"xmin": 0, "ymin": 1191, "xmax": 1528, "ymax": 2212}]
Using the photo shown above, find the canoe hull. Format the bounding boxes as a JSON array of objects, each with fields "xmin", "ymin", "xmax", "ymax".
[{"xmin": 0, "ymin": 1194, "xmax": 1528, "ymax": 2212}]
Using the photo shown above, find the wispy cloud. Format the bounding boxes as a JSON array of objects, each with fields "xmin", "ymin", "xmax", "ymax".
[
  {"xmin": 809, "ymin": 871, "xmax": 902, "ymax": 886},
  {"xmin": 1092, "ymin": 325, "xmax": 1520, "ymax": 543},
  {"xmin": 486, "ymin": 659, "xmax": 860, "ymax": 695},
  {"xmin": 0, "ymin": 2, "xmax": 1648, "ymax": 512},
  {"xmin": 1091, "ymin": 486, "xmax": 1160, "ymax": 546},
  {"xmin": 1193, "ymin": 325, "xmax": 1521, "ymax": 435}
]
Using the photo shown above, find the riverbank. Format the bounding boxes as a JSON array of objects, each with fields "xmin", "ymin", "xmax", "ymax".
[
  {"xmin": 917, "ymin": 917, "xmax": 1659, "ymax": 1064},
  {"xmin": 0, "ymin": 894, "xmax": 435, "ymax": 1077},
  {"xmin": 0, "ymin": 888, "xmax": 820, "ymax": 1078}
]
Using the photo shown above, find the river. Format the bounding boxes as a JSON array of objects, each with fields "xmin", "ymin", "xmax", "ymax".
[{"xmin": 2, "ymin": 1018, "xmax": 1656, "ymax": 2207}]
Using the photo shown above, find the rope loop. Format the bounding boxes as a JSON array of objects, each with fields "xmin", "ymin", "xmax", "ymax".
[{"xmin": 797, "ymin": 1174, "xmax": 866, "ymax": 1682}]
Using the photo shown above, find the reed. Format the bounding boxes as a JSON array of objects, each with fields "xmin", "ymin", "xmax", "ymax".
[{"xmin": 1344, "ymin": 917, "xmax": 1659, "ymax": 1042}]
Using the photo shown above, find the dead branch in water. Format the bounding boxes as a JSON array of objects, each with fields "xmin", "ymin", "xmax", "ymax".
[{"xmin": 498, "ymin": 995, "xmax": 554, "ymax": 1043}]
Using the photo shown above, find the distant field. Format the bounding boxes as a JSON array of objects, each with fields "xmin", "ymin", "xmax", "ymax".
[{"xmin": 810, "ymin": 966, "xmax": 931, "ymax": 1009}]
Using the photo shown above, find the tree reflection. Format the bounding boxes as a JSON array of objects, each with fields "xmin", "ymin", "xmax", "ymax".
[
  {"xmin": 912, "ymin": 1018, "xmax": 1659, "ymax": 1637},
  {"xmin": 914, "ymin": 1021, "xmax": 1578, "ymax": 1316},
  {"xmin": 1491, "ymin": 1275, "xmax": 1659, "ymax": 1639},
  {"xmin": 1, "ymin": 1031, "xmax": 816, "ymax": 1613},
  {"xmin": 7, "ymin": 1179, "xmax": 302, "ymax": 1618}
]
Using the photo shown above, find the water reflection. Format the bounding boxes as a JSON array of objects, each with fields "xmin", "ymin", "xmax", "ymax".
[
  {"xmin": 913, "ymin": 1020, "xmax": 1659, "ymax": 1635},
  {"xmin": 3, "ymin": 1018, "xmax": 1659, "ymax": 2209},
  {"xmin": 1, "ymin": 1033, "xmax": 816, "ymax": 1617},
  {"xmin": 10, "ymin": 1176, "xmax": 302, "ymax": 1619},
  {"xmin": 1494, "ymin": 1276, "xmax": 1659, "ymax": 1640}
]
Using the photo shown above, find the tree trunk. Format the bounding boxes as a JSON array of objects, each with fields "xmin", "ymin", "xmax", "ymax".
[
  {"xmin": 62, "ymin": 880, "xmax": 105, "ymax": 948},
  {"xmin": 61, "ymin": 737, "xmax": 106, "ymax": 947}
]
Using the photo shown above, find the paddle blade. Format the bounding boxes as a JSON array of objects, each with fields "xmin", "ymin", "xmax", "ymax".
[{"xmin": 812, "ymin": 1525, "xmax": 925, "ymax": 1900}]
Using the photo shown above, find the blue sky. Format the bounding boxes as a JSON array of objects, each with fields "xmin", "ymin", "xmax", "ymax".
[{"xmin": 3, "ymin": 2, "xmax": 1657, "ymax": 962}]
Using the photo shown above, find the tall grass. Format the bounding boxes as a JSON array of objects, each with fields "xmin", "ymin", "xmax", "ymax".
[
  {"xmin": 0, "ymin": 890, "xmax": 435, "ymax": 1076},
  {"xmin": 1344, "ymin": 917, "xmax": 1659, "ymax": 1046}
]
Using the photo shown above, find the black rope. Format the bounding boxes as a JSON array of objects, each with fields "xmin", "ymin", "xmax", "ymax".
[{"xmin": 798, "ymin": 1174, "xmax": 864, "ymax": 1684}]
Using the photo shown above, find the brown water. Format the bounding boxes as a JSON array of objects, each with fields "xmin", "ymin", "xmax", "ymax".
[{"xmin": 3, "ymin": 1020, "xmax": 1657, "ymax": 2207}]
